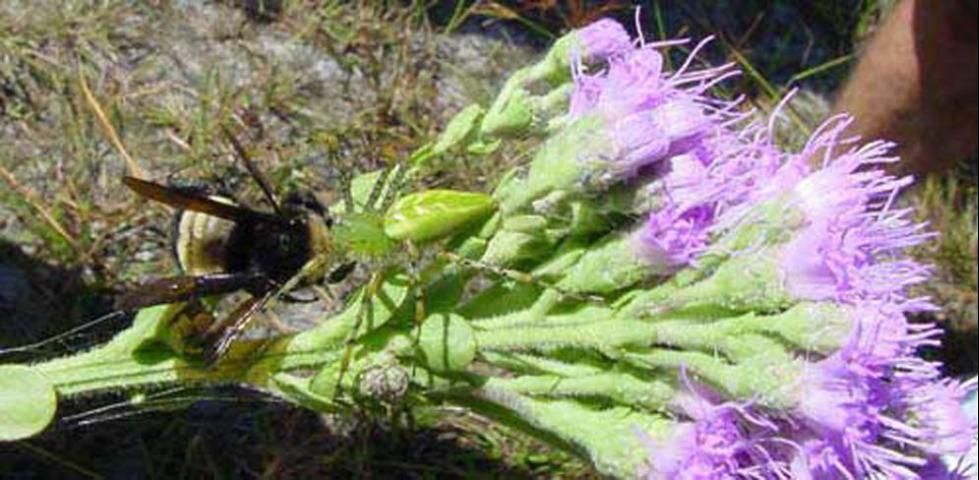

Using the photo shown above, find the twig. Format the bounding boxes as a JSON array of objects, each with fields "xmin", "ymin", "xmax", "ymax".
[
  {"xmin": 0, "ymin": 164, "xmax": 80, "ymax": 251},
  {"xmin": 77, "ymin": 69, "xmax": 146, "ymax": 178}
]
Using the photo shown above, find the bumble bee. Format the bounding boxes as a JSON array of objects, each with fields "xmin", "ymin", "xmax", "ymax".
[{"xmin": 116, "ymin": 132, "xmax": 353, "ymax": 363}]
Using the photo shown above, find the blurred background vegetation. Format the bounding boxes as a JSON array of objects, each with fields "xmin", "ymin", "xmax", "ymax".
[{"xmin": 1, "ymin": 1, "xmax": 974, "ymax": 478}]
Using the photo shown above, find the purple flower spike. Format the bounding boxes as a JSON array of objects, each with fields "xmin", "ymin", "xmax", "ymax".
[
  {"xmin": 640, "ymin": 402, "xmax": 752, "ymax": 479},
  {"xmin": 608, "ymin": 111, "xmax": 672, "ymax": 177},
  {"xmin": 575, "ymin": 18, "xmax": 633, "ymax": 64},
  {"xmin": 786, "ymin": 360, "xmax": 927, "ymax": 479},
  {"xmin": 571, "ymin": 47, "xmax": 666, "ymax": 118},
  {"xmin": 633, "ymin": 120, "xmax": 784, "ymax": 269},
  {"xmin": 917, "ymin": 457, "xmax": 976, "ymax": 480}
]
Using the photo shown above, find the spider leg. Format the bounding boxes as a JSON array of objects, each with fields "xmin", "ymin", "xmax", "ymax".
[
  {"xmin": 406, "ymin": 241, "xmax": 427, "ymax": 378},
  {"xmin": 437, "ymin": 251, "xmax": 606, "ymax": 305},
  {"xmin": 335, "ymin": 270, "xmax": 385, "ymax": 396},
  {"xmin": 336, "ymin": 151, "xmax": 356, "ymax": 214},
  {"xmin": 365, "ymin": 167, "xmax": 391, "ymax": 213},
  {"xmin": 379, "ymin": 162, "xmax": 410, "ymax": 212}
]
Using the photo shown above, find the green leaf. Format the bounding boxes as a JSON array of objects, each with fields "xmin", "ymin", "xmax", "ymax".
[
  {"xmin": 384, "ymin": 190, "xmax": 496, "ymax": 243},
  {"xmin": 334, "ymin": 211, "xmax": 397, "ymax": 258},
  {"xmin": 0, "ymin": 365, "xmax": 57, "ymax": 441},
  {"xmin": 465, "ymin": 388, "xmax": 668, "ymax": 479},
  {"xmin": 460, "ymin": 282, "xmax": 541, "ymax": 320},
  {"xmin": 416, "ymin": 313, "xmax": 477, "ymax": 373}
]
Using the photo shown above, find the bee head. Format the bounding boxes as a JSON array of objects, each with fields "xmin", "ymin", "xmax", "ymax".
[
  {"xmin": 277, "ymin": 189, "xmax": 336, "ymax": 283},
  {"xmin": 283, "ymin": 190, "xmax": 332, "ymax": 227}
]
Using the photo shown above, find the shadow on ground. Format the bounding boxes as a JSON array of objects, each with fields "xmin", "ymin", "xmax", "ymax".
[
  {"xmin": 1, "ymin": 241, "xmax": 118, "ymax": 359},
  {"xmin": 1, "ymin": 391, "xmax": 564, "ymax": 480}
]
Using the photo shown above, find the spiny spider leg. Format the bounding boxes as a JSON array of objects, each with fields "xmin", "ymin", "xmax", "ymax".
[
  {"xmin": 245, "ymin": 253, "xmax": 332, "ymax": 323},
  {"xmin": 335, "ymin": 270, "xmax": 385, "ymax": 396},
  {"xmin": 364, "ymin": 167, "xmax": 391, "ymax": 213},
  {"xmin": 406, "ymin": 241, "xmax": 427, "ymax": 378},
  {"xmin": 437, "ymin": 251, "xmax": 606, "ymax": 305},
  {"xmin": 336, "ymin": 156, "xmax": 356, "ymax": 215},
  {"xmin": 311, "ymin": 284, "xmax": 337, "ymax": 304},
  {"xmin": 406, "ymin": 241, "xmax": 426, "ymax": 327},
  {"xmin": 379, "ymin": 162, "xmax": 410, "ymax": 212}
]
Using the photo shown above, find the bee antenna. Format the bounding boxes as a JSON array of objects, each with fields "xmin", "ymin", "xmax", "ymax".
[{"xmin": 221, "ymin": 125, "xmax": 282, "ymax": 215}]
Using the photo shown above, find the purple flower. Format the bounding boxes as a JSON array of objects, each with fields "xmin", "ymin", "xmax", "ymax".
[
  {"xmin": 780, "ymin": 361, "xmax": 926, "ymax": 479},
  {"xmin": 575, "ymin": 18, "xmax": 634, "ymax": 64},
  {"xmin": 633, "ymin": 204, "xmax": 714, "ymax": 270},
  {"xmin": 765, "ymin": 119, "xmax": 934, "ymax": 304},
  {"xmin": 560, "ymin": 21, "xmax": 965, "ymax": 480},
  {"xmin": 774, "ymin": 296, "xmax": 949, "ymax": 479},
  {"xmin": 778, "ymin": 209, "xmax": 932, "ymax": 304},
  {"xmin": 903, "ymin": 379, "xmax": 978, "ymax": 458},
  {"xmin": 636, "ymin": 377, "xmax": 800, "ymax": 480},
  {"xmin": 639, "ymin": 392, "xmax": 779, "ymax": 479},
  {"xmin": 917, "ymin": 457, "xmax": 976, "ymax": 480},
  {"xmin": 632, "ymin": 109, "xmax": 785, "ymax": 270},
  {"xmin": 568, "ymin": 37, "xmax": 738, "ymax": 178},
  {"xmin": 570, "ymin": 47, "xmax": 666, "ymax": 118}
]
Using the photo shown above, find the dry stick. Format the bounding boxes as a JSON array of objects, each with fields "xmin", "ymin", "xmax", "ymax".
[
  {"xmin": 77, "ymin": 69, "xmax": 147, "ymax": 179},
  {"xmin": 0, "ymin": 165, "xmax": 80, "ymax": 251}
]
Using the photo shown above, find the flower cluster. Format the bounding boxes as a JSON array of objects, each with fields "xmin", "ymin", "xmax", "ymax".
[{"xmin": 557, "ymin": 20, "xmax": 976, "ymax": 480}]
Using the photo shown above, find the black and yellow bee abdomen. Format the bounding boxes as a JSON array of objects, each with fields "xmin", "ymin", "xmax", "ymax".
[{"xmin": 171, "ymin": 196, "xmax": 240, "ymax": 276}]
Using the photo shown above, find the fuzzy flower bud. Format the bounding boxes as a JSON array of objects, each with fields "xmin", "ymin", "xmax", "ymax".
[{"xmin": 482, "ymin": 19, "xmax": 632, "ymax": 138}]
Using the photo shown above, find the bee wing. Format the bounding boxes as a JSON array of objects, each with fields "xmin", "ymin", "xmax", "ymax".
[
  {"xmin": 123, "ymin": 176, "xmax": 281, "ymax": 224},
  {"xmin": 115, "ymin": 273, "xmax": 268, "ymax": 311}
]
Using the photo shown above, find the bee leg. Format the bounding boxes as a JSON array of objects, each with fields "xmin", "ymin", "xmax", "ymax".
[
  {"xmin": 311, "ymin": 285, "xmax": 336, "ymax": 303},
  {"xmin": 335, "ymin": 270, "xmax": 385, "ymax": 397}
]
